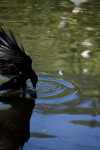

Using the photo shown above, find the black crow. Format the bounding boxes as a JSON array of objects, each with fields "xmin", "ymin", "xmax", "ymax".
[{"xmin": 0, "ymin": 28, "xmax": 38, "ymax": 91}]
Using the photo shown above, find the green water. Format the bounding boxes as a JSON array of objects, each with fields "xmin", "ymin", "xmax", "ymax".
[{"xmin": 0, "ymin": 0, "xmax": 100, "ymax": 150}]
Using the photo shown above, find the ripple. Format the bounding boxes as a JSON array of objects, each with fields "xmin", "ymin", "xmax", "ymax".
[
  {"xmin": 36, "ymin": 77, "xmax": 78, "ymax": 104},
  {"xmin": 0, "ymin": 75, "xmax": 78, "ymax": 104}
]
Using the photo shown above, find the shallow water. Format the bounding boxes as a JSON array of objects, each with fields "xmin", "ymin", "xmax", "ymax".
[{"xmin": 0, "ymin": 0, "xmax": 100, "ymax": 150}]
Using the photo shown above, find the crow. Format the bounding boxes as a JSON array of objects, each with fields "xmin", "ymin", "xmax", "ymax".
[{"xmin": 0, "ymin": 28, "xmax": 38, "ymax": 91}]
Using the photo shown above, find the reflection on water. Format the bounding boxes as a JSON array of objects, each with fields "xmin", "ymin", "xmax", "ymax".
[
  {"xmin": 0, "ymin": 0, "xmax": 100, "ymax": 150},
  {"xmin": 0, "ymin": 92, "xmax": 36, "ymax": 150}
]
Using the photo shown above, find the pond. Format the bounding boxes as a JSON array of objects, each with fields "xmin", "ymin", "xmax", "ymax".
[{"xmin": 0, "ymin": 0, "xmax": 100, "ymax": 150}]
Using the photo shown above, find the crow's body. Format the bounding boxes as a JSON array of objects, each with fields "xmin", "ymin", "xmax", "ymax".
[{"xmin": 0, "ymin": 28, "xmax": 38, "ymax": 91}]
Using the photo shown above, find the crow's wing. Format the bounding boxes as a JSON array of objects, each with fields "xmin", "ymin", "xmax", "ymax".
[{"xmin": 0, "ymin": 28, "xmax": 32, "ymax": 77}]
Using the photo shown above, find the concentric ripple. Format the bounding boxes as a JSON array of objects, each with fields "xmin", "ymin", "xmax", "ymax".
[
  {"xmin": 37, "ymin": 77, "xmax": 78, "ymax": 104},
  {"xmin": 0, "ymin": 75, "xmax": 78, "ymax": 104}
]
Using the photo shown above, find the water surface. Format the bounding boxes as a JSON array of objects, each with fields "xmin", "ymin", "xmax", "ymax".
[{"xmin": 0, "ymin": 0, "xmax": 100, "ymax": 150}]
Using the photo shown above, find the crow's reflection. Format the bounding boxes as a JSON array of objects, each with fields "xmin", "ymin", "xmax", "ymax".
[{"xmin": 0, "ymin": 91, "xmax": 36, "ymax": 150}]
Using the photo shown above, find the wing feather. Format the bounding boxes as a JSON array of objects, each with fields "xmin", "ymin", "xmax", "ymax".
[{"xmin": 0, "ymin": 28, "xmax": 32, "ymax": 77}]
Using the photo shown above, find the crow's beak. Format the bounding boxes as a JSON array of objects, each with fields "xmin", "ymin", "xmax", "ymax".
[{"xmin": 30, "ymin": 69, "xmax": 38, "ymax": 89}]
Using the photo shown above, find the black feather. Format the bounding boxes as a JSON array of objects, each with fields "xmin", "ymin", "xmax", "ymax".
[
  {"xmin": 0, "ymin": 28, "xmax": 38, "ymax": 90},
  {"xmin": 0, "ymin": 28, "xmax": 32, "ymax": 77}
]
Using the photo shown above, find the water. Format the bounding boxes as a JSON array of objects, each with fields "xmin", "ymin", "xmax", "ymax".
[{"xmin": 0, "ymin": 0, "xmax": 100, "ymax": 150}]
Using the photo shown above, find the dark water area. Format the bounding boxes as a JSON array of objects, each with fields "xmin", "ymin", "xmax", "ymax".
[{"xmin": 0, "ymin": 0, "xmax": 100, "ymax": 150}]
